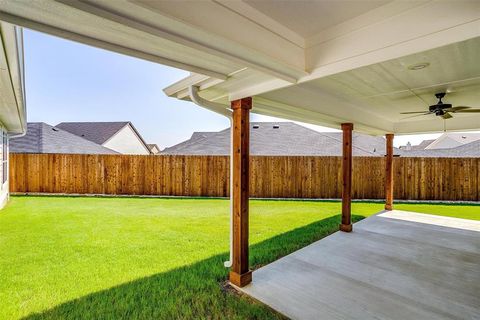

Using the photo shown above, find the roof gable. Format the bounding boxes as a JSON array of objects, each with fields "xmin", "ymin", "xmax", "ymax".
[
  {"xmin": 414, "ymin": 139, "xmax": 435, "ymax": 150},
  {"xmin": 426, "ymin": 132, "xmax": 480, "ymax": 150},
  {"xmin": 56, "ymin": 122, "xmax": 129, "ymax": 145},
  {"xmin": 56, "ymin": 121, "xmax": 151, "ymax": 153},
  {"xmin": 401, "ymin": 139, "xmax": 480, "ymax": 158}
]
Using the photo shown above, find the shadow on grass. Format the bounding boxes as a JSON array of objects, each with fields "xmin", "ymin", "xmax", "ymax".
[{"xmin": 24, "ymin": 214, "xmax": 365, "ymax": 320}]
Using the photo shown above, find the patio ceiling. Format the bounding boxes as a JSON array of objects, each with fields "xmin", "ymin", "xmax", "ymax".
[{"xmin": 1, "ymin": 0, "xmax": 479, "ymax": 134}]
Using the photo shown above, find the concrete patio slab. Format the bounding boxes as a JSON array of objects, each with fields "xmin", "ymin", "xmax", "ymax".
[{"xmin": 238, "ymin": 210, "xmax": 480, "ymax": 320}]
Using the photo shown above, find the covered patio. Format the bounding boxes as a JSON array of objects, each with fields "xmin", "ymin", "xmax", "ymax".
[
  {"xmin": 238, "ymin": 210, "xmax": 480, "ymax": 319},
  {"xmin": 1, "ymin": 1, "xmax": 479, "ymax": 318}
]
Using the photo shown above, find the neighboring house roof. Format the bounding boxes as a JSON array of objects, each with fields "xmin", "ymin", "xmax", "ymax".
[
  {"xmin": 399, "ymin": 139, "xmax": 435, "ymax": 150},
  {"xmin": 411, "ymin": 139, "xmax": 435, "ymax": 150},
  {"xmin": 161, "ymin": 122, "xmax": 400, "ymax": 156},
  {"xmin": 425, "ymin": 132, "xmax": 480, "ymax": 149},
  {"xmin": 56, "ymin": 121, "xmax": 151, "ymax": 153},
  {"xmin": 190, "ymin": 132, "xmax": 216, "ymax": 141},
  {"xmin": 56, "ymin": 121, "xmax": 131, "ymax": 145},
  {"xmin": 10, "ymin": 122, "xmax": 118, "ymax": 154},
  {"xmin": 401, "ymin": 140, "xmax": 480, "ymax": 158}
]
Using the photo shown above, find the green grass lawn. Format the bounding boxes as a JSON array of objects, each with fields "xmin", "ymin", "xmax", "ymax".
[{"xmin": 0, "ymin": 196, "xmax": 478, "ymax": 319}]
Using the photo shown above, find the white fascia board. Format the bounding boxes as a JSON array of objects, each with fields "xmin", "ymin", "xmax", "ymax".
[
  {"xmin": 253, "ymin": 96, "xmax": 393, "ymax": 135},
  {"xmin": 163, "ymin": 74, "xmax": 212, "ymax": 97},
  {"xmin": 55, "ymin": 0, "xmax": 306, "ymax": 83},
  {"xmin": 124, "ymin": 0, "xmax": 306, "ymax": 74},
  {"xmin": 0, "ymin": 12, "xmax": 230, "ymax": 80},
  {"xmin": 393, "ymin": 117, "xmax": 480, "ymax": 135},
  {"xmin": 228, "ymin": 78, "xmax": 292, "ymax": 102},
  {"xmin": 259, "ymin": 81, "xmax": 395, "ymax": 130},
  {"xmin": 214, "ymin": 0, "xmax": 305, "ymax": 48},
  {"xmin": 163, "ymin": 73, "xmax": 225, "ymax": 100},
  {"xmin": 166, "ymin": 70, "xmax": 292, "ymax": 102}
]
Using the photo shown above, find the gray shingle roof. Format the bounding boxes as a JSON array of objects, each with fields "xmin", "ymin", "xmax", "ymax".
[
  {"xmin": 56, "ymin": 121, "xmax": 130, "ymax": 145},
  {"xmin": 412, "ymin": 139, "xmax": 435, "ymax": 150},
  {"xmin": 400, "ymin": 140, "xmax": 480, "ymax": 157},
  {"xmin": 161, "ymin": 122, "xmax": 399, "ymax": 156},
  {"xmin": 10, "ymin": 122, "xmax": 118, "ymax": 154}
]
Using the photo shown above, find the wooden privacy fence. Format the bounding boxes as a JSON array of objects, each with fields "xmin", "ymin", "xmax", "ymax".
[{"xmin": 9, "ymin": 153, "xmax": 480, "ymax": 201}]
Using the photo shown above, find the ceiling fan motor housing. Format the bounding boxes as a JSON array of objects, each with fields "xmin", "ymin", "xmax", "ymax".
[
  {"xmin": 429, "ymin": 103, "xmax": 452, "ymax": 112},
  {"xmin": 401, "ymin": 92, "xmax": 478, "ymax": 119}
]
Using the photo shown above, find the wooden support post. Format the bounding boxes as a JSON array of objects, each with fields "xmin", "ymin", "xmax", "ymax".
[
  {"xmin": 229, "ymin": 97, "xmax": 252, "ymax": 287},
  {"xmin": 340, "ymin": 123, "xmax": 353, "ymax": 232},
  {"xmin": 385, "ymin": 133, "xmax": 394, "ymax": 210}
]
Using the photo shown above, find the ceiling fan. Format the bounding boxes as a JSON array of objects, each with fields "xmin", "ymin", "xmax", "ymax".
[{"xmin": 401, "ymin": 92, "xmax": 480, "ymax": 119}]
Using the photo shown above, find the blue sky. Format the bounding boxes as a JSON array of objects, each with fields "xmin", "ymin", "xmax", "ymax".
[{"xmin": 24, "ymin": 29, "xmax": 440, "ymax": 148}]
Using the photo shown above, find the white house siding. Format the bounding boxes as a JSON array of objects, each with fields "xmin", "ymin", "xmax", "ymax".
[
  {"xmin": 0, "ymin": 126, "xmax": 9, "ymax": 209},
  {"xmin": 103, "ymin": 125, "xmax": 150, "ymax": 155}
]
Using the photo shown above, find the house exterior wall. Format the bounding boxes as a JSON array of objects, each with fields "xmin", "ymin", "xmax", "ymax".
[
  {"xmin": 0, "ymin": 125, "xmax": 9, "ymax": 209},
  {"xmin": 103, "ymin": 125, "xmax": 150, "ymax": 155}
]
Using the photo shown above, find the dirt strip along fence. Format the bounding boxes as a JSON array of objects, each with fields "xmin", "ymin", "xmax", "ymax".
[{"xmin": 9, "ymin": 153, "xmax": 480, "ymax": 201}]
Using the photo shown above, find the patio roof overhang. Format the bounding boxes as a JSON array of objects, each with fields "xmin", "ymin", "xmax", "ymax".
[
  {"xmin": 0, "ymin": 21, "xmax": 26, "ymax": 135},
  {"xmin": 1, "ymin": 0, "xmax": 479, "ymax": 135}
]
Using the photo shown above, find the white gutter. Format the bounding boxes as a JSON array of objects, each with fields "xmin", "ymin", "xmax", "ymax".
[
  {"xmin": 10, "ymin": 26, "xmax": 27, "ymax": 138},
  {"xmin": 9, "ymin": 132, "xmax": 26, "ymax": 139},
  {"xmin": 188, "ymin": 86, "xmax": 234, "ymax": 268}
]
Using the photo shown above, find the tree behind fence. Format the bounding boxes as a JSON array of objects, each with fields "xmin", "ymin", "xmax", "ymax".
[{"xmin": 9, "ymin": 153, "xmax": 480, "ymax": 201}]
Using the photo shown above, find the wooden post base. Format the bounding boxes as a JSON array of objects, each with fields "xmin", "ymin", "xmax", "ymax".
[
  {"xmin": 229, "ymin": 270, "xmax": 252, "ymax": 287},
  {"xmin": 385, "ymin": 204, "xmax": 393, "ymax": 211},
  {"xmin": 339, "ymin": 223, "xmax": 352, "ymax": 232}
]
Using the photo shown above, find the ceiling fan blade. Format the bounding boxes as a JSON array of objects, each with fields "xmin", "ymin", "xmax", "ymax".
[
  {"xmin": 402, "ymin": 112, "xmax": 431, "ymax": 119},
  {"xmin": 453, "ymin": 109, "xmax": 480, "ymax": 113},
  {"xmin": 445, "ymin": 106, "xmax": 470, "ymax": 112},
  {"xmin": 400, "ymin": 111, "xmax": 430, "ymax": 114},
  {"xmin": 441, "ymin": 112, "xmax": 453, "ymax": 119}
]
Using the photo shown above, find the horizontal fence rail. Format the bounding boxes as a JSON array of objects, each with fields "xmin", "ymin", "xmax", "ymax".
[{"xmin": 9, "ymin": 153, "xmax": 480, "ymax": 201}]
